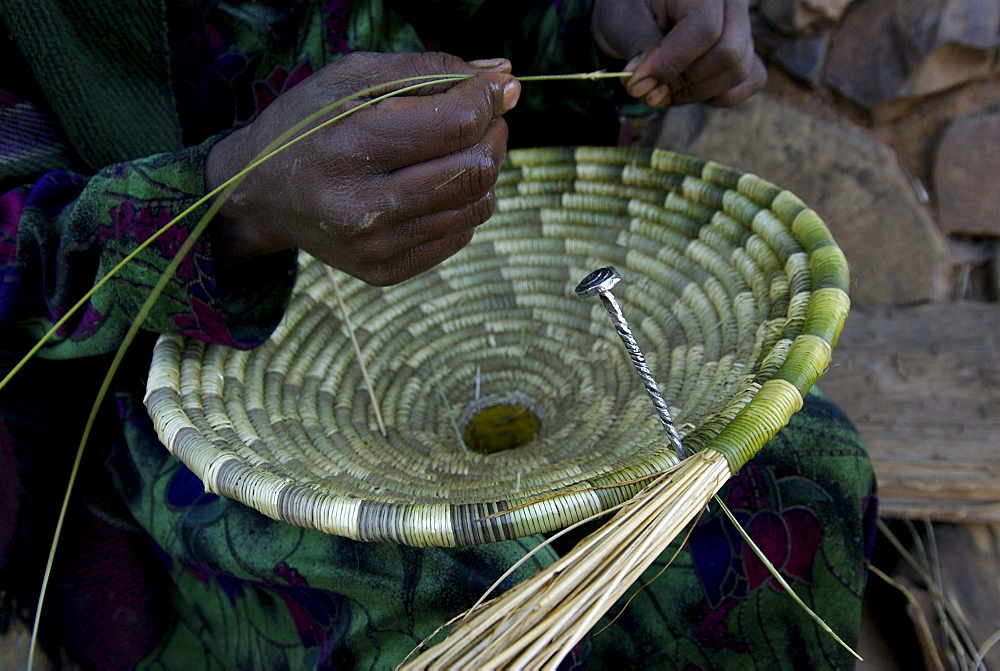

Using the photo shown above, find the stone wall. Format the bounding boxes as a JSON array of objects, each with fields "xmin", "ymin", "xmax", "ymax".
[{"xmin": 648, "ymin": 0, "xmax": 1000, "ymax": 305}]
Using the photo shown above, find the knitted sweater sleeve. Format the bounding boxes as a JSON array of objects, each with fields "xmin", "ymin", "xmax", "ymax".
[{"xmin": 0, "ymin": 89, "xmax": 296, "ymax": 360}]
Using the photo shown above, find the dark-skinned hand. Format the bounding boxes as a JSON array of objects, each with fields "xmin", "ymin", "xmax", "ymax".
[
  {"xmin": 206, "ymin": 52, "xmax": 519, "ymax": 286},
  {"xmin": 592, "ymin": 0, "xmax": 766, "ymax": 108}
]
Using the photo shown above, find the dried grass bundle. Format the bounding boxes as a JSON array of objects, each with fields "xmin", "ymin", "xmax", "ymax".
[{"xmin": 403, "ymin": 449, "xmax": 731, "ymax": 669}]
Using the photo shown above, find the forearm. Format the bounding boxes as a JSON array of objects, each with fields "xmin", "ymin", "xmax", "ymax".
[{"xmin": 3, "ymin": 133, "xmax": 296, "ymax": 359}]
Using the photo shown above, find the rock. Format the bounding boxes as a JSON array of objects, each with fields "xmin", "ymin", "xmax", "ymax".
[
  {"xmin": 654, "ymin": 93, "xmax": 951, "ymax": 304},
  {"xmin": 754, "ymin": 19, "xmax": 831, "ymax": 86},
  {"xmin": 934, "ymin": 111, "xmax": 1000, "ymax": 236},
  {"xmin": 825, "ymin": 0, "xmax": 1000, "ymax": 119}
]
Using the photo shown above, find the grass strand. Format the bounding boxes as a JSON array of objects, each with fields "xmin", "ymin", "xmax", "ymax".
[
  {"xmin": 517, "ymin": 71, "xmax": 630, "ymax": 81},
  {"xmin": 715, "ymin": 495, "xmax": 862, "ymax": 661},
  {"xmin": 23, "ymin": 72, "xmax": 478, "ymax": 669},
  {"xmin": 1, "ymin": 70, "xmax": 631, "ymax": 394},
  {"xmin": 324, "ymin": 265, "xmax": 387, "ymax": 436},
  {"xmin": 0, "ymin": 73, "xmax": 474, "ymax": 395}
]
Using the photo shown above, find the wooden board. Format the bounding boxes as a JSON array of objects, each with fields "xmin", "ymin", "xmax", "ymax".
[{"xmin": 819, "ymin": 302, "xmax": 1000, "ymax": 522}]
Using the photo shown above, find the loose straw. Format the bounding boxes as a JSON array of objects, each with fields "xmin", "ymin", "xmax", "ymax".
[
  {"xmin": 324, "ymin": 266, "xmax": 387, "ymax": 436},
  {"xmin": 403, "ymin": 450, "xmax": 732, "ymax": 669}
]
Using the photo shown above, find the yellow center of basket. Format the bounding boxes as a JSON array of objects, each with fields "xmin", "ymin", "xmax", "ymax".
[{"xmin": 460, "ymin": 398, "xmax": 543, "ymax": 455}]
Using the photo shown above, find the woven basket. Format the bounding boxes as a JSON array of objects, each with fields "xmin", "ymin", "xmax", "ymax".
[{"xmin": 145, "ymin": 146, "xmax": 848, "ymax": 548}]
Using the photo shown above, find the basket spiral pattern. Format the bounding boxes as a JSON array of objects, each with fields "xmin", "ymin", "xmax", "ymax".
[{"xmin": 145, "ymin": 146, "xmax": 849, "ymax": 547}]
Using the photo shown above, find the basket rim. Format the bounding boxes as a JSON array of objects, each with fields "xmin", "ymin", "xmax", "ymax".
[{"xmin": 145, "ymin": 146, "xmax": 849, "ymax": 547}]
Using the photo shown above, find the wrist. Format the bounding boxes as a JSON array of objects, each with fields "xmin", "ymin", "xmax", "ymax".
[{"xmin": 205, "ymin": 130, "xmax": 282, "ymax": 266}]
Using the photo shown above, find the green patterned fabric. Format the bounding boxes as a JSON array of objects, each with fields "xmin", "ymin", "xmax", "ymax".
[{"xmin": 113, "ymin": 381, "xmax": 873, "ymax": 669}]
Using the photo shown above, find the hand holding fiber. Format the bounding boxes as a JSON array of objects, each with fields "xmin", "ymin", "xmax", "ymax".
[
  {"xmin": 206, "ymin": 52, "xmax": 519, "ymax": 286},
  {"xmin": 591, "ymin": 0, "xmax": 765, "ymax": 108}
]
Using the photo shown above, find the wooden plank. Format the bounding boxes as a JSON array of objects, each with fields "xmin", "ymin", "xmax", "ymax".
[{"xmin": 819, "ymin": 302, "xmax": 1000, "ymax": 522}]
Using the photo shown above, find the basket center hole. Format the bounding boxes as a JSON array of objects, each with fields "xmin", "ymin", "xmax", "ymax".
[{"xmin": 459, "ymin": 393, "xmax": 543, "ymax": 455}]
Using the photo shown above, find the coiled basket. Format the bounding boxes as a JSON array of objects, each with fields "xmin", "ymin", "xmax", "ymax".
[{"xmin": 145, "ymin": 146, "xmax": 849, "ymax": 548}]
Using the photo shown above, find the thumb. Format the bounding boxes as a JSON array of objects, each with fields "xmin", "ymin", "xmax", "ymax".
[{"xmin": 592, "ymin": 2, "xmax": 665, "ymax": 61}]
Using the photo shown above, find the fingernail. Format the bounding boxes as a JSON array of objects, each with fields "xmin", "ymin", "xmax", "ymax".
[
  {"xmin": 468, "ymin": 58, "xmax": 510, "ymax": 71},
  {"xmin": 502, "ymin": 79, "xmax": 521, "ymax": 112},
  {"xmin": 624, "ymin": 55, "xmax": 643, "ymax": 76},
  {"xmin": 645, "ymin": 85, "xmax": 669, "ymax": 108},
  {"xmin": 629, "ymin": 77, "xmax": 657, "ymax": 98}
]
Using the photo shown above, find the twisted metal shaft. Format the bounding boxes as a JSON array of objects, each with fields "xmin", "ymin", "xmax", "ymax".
[{"xmin": 576, "ymin": 267, "xmax": 686, "ymax": 458}]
